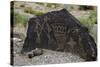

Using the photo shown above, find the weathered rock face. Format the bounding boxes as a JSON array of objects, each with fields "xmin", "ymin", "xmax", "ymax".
[{"xmin": 21, "ymin": 9, "xmax": 97, "ymax": 61}]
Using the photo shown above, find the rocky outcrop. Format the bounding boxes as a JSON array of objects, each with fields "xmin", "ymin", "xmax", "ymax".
[{"xmin": 21, "ymin": 9, "xmax": 97, "ymax": 61}]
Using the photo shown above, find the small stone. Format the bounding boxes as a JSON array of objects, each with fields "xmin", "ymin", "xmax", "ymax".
[
  {"xmin": 33, "ymin": 48, "xmax": 43, "ymax": 56},
  {"xmin": 28, "ymin": 54, "xmax": 34, "ymax": 59},
  {"xmin": 27, "ymin": 51, "xmax": 34, "ymax": 59}
]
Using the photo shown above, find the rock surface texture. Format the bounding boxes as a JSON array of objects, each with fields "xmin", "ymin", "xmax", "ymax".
[
  {"xmin": 11, "ymin": 9, "xmax": 97, "ymax": 66},
  {"xmin": 21, "ymin": 9, "xmax": 97, "ymax": 61}
]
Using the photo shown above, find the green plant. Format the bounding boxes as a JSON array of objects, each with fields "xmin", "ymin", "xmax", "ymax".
[
  {"xmin": 24, "ymin": 7, "xmax": 44, "ymax": 16},
  {"xmin": 24, "ymin": 7, "xmax": 33, "ymax": 14},
  {"xmin": 46, "ymin": 3, "xmax": 59, "ymax": 8},
  {"xmin": 78, "ymin": 17, "xmax": 92, "ymax": 30},
  {"xmin": 89, "ymin": 10, "xmax": 97, "ymax": 24},
  {"xmin": 78, "ymin": 10, "xmax": 97, "ymax": 31},
  {"xmin": 79, "ymin": 6, "xmax": 94, "ymax": 10},
  {"xmin": 36, "ymin": 2, "xmax": 44, "ymax": 5},
  {"xmin": 20, "ymin": 4, "xmax": 25, "ymax": 7},
  {"xmin": 14, "ymin": 12, "xmax": 28, "ymax": 27}
]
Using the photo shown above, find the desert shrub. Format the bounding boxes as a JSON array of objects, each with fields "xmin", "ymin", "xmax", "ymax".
[
  {"xmin": 79, "ymin": 6, "xmax": 94, "ymax": 10},
  {"xmin": 46, "ymin": 3, "xmax": 59, "ymax": 8},
  {"xmin": 89, "ymin": 10, "xmax": 97, "ymax": 24},
  {"xmin": 30, "ymin": 10, "xmax": 44, "ymax": 16},
  {"xmin": 24, "ymin": 7, "xmax": 33, "ymax": 14},
  {"xmin": 20, "ymin": 4, "xmax": 25, "ymax": 7},
  {"xmin": 36, "ymin": 2, "xmax": 44, "ymax": 5},
  {"xmin": 46, "ymin": 3, "xmax": 54, "ymax": 8},
  {"xmin": 24, "ymin": 7, "xmax": 44, "ymax": 16},
  {"xmin": 14, "ymin": 12, "xmax": 28, "ymax": 27},
  {"xmin": 78, "ymin": 17, "xmax": 93, "ymax": 30},
  {"xmin": 78, "ymin": 10, "xmax": 97, "ymax": 31},
  {"xmin": 36, "ymin": 2, "xmax": 59, "ymax": 8}
]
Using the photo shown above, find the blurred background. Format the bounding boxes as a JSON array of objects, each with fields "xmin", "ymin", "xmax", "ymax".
[{"xmin": 11, "ymin": 1, "xmax": 97, "ymax": 42}]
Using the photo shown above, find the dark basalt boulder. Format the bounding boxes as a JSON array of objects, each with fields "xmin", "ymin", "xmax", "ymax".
[{"xmin": 21, "ymin": 9, "xmax": 97, "ymax": 61}]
